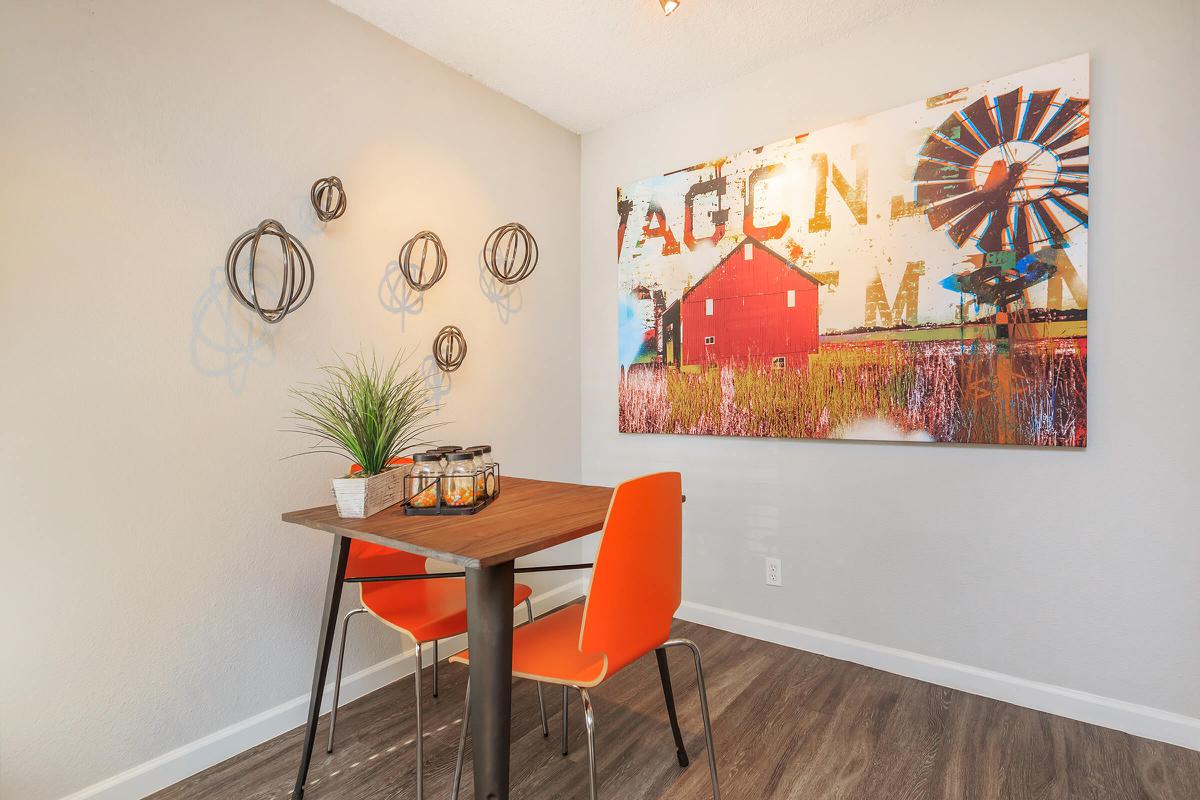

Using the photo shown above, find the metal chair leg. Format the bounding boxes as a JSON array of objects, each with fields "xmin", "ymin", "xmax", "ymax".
[
  {"xmin": 433, "ymin": 640, "xmax": 439, "ymax": 698},
  {"xmin": 327, "ymin": 607, "xmax": 367, "ymax": 754},
  {"xmin": 578, "ymin": 687, "xmax": 598, "ymax": 800},
  {"xmin": 655, "ymin": 647, "xmax": 690, "ymax": 767},
  {"xmin": 561, "ymin": 684, "xmax": 570, "ymax": 755},
  {"xmin": 452, "ymin": 677, "xmax": 471, "ymax": 800},
  {"xmin": 663, "ymin": 639, "xmax": 720, "ymax": 800},
  {"xmin": 413, "ymin": 642, "xmax": 425, "ymax": 800},
  {"xmin": 523, "ymin": 598, "xmax": 549, "ymax": 736}
]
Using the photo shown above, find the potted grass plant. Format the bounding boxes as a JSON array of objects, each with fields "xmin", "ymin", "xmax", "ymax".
[{"xmin": 289, "ymin": 351, "xmax": 440, "ymax": 518}]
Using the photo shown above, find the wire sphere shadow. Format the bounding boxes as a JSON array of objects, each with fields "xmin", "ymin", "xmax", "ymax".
[
  {"xmin": 379, "ymin": 260, "xmax": 425, "ymax": 330},
  {"xmin": 191, "ymin": 265, "xmax": 274, "ymax": 394},
  {"xmin": 419, "ymin": 354, "xmax": 453, "ymax": 404},
  {"xmin": 477, "ymin": 248, "xmax": 524, "ymax": 324}
]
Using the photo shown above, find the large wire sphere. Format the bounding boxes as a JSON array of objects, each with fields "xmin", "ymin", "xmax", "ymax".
[
  {"xmin": 483, "ymin": 222, "xmax": 538, "ymax": 285},
  {"xmin": 433, "ymin": 325, "xmax": 467, "ymax": 372},
  {"xmin": 399, "ymin": 231, "xmax": 448, "ymax": 291},
  {"xmin": 310, "ymin": 176, "xmax": 347, "ymax": 222},
  {"xmin": 224, "ymin": 219, "xmax": 314, "ymax": 324}
]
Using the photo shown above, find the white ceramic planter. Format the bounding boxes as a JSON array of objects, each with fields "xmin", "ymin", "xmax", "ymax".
[{"xmin": 331, "ymin": 466, "xmax": 406, "ymax": 518}]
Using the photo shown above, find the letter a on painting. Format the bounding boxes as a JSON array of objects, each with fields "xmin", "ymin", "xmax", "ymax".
[{"xmin": 617, "ymin": 55, "xmax": 1088, "ymax": 447}]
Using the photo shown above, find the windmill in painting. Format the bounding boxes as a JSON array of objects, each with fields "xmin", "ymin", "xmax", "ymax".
[{"xmin": 617, "ymin": 55, "xmax": 1088, "ymax": 447}]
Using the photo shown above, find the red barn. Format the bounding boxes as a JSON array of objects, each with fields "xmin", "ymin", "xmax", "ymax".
[{"xmin": 680, "ymin": 237, "xmax": 821, "ymax": 369}]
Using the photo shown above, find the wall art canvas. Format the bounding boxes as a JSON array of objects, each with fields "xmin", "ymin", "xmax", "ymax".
[{"xmin": 617, "ymin": 55, "xmax": 1088, "ymax": 447}]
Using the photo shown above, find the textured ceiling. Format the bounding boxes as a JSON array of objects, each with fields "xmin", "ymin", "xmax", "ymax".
[{"xmin": 330, "ymin": 0, "xmax": 934, "ymax": 133}]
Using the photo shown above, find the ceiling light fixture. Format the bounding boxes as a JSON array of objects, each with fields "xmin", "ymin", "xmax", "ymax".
[{"xmin": 659, "ymin": 0, "xmax": 680, "ymax": 15}]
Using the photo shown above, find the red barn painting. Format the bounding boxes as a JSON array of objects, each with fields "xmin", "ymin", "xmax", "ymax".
[
  {"xmin": 619, "ymin": 56, "xmax": 1088, "ymax": 446},
  {"xmin": 680, "ymin": 237, "xmax": 821, "ymax": 369}
]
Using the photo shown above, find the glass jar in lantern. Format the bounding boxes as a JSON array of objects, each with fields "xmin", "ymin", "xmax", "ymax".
[
  {"xmin": 443, "ymin": 452, "xmax": 477, "ymax": 507},
  {"xmin": 406, "ymin": 453, "xmax": 443, "ymax": 508},
  {"xmin": 465, "ymin": 444, "xmax": 494, "ymax": 496},
  {"xmin": 465, "ymin": 444, "xmax": 493, "ymax": 467},
  {"xmin": 463, "ymin": 448, "xmax": 487, "ymax": 498}
]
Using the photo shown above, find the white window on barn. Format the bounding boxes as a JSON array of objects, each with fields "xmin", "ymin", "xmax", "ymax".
[
  {"xmin": 744, "ymin": 242, "xmax": 753, "ymax": 261},
  {"xmin": 705, "ymin": 298, "xmax": 714, "ymax": 316},
  {"xmin": 787, "ymin": 289, "xmax": 796, "ymax": 308},
  {"xmin": 705, "ymin": 336, "xmax": 715, "ymax": 345},
  {"xmin": 772, "ymin": 356, "xmax": 786, "ymax": 369}
]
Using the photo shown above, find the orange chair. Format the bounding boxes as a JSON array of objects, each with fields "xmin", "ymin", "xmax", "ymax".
[
  {"xmin": 326, "ymin": 460, "xmax": 547, "ymax": 800},
  {"xmin": 449, "ymin": 472, "xmax": 719, "ymax": 800}
]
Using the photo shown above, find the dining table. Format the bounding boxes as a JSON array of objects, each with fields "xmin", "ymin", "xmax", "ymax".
[{"xmin": 282, "ymin": 474, "xmax": 615, "ymax": 800}]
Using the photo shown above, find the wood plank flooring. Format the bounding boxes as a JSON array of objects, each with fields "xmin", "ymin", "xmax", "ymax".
[{"xmin": 151, "ymin": 616, "xmax": 1200, "ymax": 800}]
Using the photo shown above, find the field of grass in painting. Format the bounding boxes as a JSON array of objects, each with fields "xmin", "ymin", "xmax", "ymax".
[{"xmin": 618, "ymin": 339, "xmax": 1087, "ymax": 447}]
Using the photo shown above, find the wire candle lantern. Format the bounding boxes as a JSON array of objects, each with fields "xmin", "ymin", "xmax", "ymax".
[
  {"xmin": 404, "ymin": 451, "xmax": 500, "ymax": 516},
  {"xmin": 224, "ymin": 219, "xmax": 314, "ymax": 324},
  {"xmin": 433, "ymin": 325, "xmax": 467, "ymax": 372},
  {"xmin": 483, "ymin": 222, "xmax": 538, "ymax": 285},
  {"xmin": 398, "ymin": 230, "xmax": 448, "ymax": 291},
  {"xmin": 310, "ymin": 176, "xmax": 347, "ymax": 222}
]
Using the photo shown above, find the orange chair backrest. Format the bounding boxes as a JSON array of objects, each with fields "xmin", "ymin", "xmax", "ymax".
[
  {"xmin": 348, "ymin": 456, "xmax": 412, "ymax": 475},
  {"xmin": 348, "ymin": 457, "xmax": 426, "ymax": 574},
  {"xmin": 580, "ymin": 472, "xmax": 682, "ymax": 675}
]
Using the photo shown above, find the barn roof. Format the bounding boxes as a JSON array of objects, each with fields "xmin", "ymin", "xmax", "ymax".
[{"xmin": 680, "ymin": 236, "xmax": 824, "ymax": 303}]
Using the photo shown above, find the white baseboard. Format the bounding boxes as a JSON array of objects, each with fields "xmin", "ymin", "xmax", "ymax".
[
  {"xmin": 59, "ymin": 579, "xmax": 586, "ymax": 800},
  {"xmin": 677, "ymin": 599, "xmax": 1200, "ymax": 753}
]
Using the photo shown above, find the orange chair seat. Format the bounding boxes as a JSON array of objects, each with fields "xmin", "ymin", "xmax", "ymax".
[
  {"xmin": 361, "ymin": 578, "xmax": 533, "ymax": 644},
  {"xmin": 450, "ymin": 604, "xmax": 608, "ymax": 687}
]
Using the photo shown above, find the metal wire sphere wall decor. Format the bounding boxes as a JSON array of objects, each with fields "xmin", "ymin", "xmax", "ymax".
[
  {"xmin": 398, "ymin": 230, "xmax": 448, "ymax": 291},
  {"xmin": 433, "ymin": 325, "xmax": 467, "ymax": 372},
  {"xmin": 224, "ymin": 219, "xmax": 314, "ymax": 324},
  {"xmin": 310, "ymin": 176, "xmax": 347, "ymax": 222},
  {"xmin": 483, "ymin": 222, "xmax": 538, "ymax": 285}
]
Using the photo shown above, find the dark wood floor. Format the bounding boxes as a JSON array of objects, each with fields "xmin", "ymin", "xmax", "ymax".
[{"xmin": 152, "ymin": 616, "xmax": 1200, "ymax": 800}]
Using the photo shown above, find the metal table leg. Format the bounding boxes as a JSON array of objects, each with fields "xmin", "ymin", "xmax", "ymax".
[
  {"xmin": 293, "ymin": 535, "xmax": 352, "ymax": 800},
  {"xmin": 464, "ymin": 560, "xmax": 515, "ymax": 800}
]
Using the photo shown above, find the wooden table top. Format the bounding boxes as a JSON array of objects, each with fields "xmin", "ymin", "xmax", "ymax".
[{"xmin": 282, "ymin": 475, "xmax": 615, "ymax": 568}]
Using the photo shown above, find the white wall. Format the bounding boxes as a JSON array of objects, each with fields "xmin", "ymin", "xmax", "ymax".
[
  {"xmin": 581, "ymin": 0, "xmax": 1200, "ymax": 747},
  {"xmin": 0, "ymin": 2, "xmax": 581, "ymax": 798}
]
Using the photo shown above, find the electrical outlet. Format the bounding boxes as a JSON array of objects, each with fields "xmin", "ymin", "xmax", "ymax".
[{"xmin": 765, "ymin": 556, "xmax": 783, "ymax": 587}]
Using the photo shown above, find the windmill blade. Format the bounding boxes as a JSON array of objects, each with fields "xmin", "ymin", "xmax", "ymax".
[
  {"xmin": 1055, "ymin": 178, "xmax": 1090, "ymax": 196},
  {"xmin": 915, "ymin": 159, "xmax": 973, "ymax": 182},
  {"xmin": 1049, "ymin": 193, "xmax": 1088, "ymax": 226},
  {"xmin": 1019, "ymin": 90, "xmax": 1058, "ymax": 140},
  {"xmin": 927, "ymin": 188, "xmax": 986, "ymax": 229},
  {"xmin": 1031, "ymin": 199, "xmax": 1067, "ymax": 245},
  {"xmin": 915, "ymin": 180, "xmax": 974, "ymax": 206},
  {"xmin": 1058, "ymin": 145, "xmax": 1089, "ymax": 160},
  {"xmin": 1035, "ymin": 97, "xmax": 1088, "ymax": 145},
  {"xmin": 962, "ymin": 96, "xmax": 1002, "ymax": 149},
  {"xmin": 932, "ymin": 113, "xmax": 985, "ymax": 156},
  {"xmin": 994, "ymin": 88, "xmax": 1022, "ymax": 143},
  {"xmin": 919, "ymin": 135, "xmax": 980, "ymax": 167},
  {"xmin": 1047, "ymin": 120, "xmax": 1089, "ymax": 151},
  {"xmin": 947, "ymin": 201, "xmax": 995, "ymax": 247}
]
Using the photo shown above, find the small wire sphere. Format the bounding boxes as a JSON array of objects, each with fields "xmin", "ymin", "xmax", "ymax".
[
  {"xmin": 433, "ymin": 325, "xmax": 467, "ymax": 372},
  {"xmin": 483, "ymin": 222, "xmax": 538, "ymax": 285},
  {"xmin": 398, "ymin": 231, "xmax": 448, "ymax": 291},
  {"xmin": 224, "ymin": 219, "xmax": 314, "ymax": 324},
  {"xmin": 310, "ymin": 176, "xmax": 347, "ymax": 222}
]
